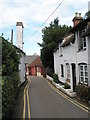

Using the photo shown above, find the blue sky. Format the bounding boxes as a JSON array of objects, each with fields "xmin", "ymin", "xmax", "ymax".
[{"xmin": 0, "ymin": 0, "xmax": 89, "ymax": 55}]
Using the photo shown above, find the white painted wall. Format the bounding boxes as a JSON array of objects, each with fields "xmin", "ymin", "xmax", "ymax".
[
  {"xmin": 54, "ymin": 26, "xmax": 90, "ymax": 91},
  {"xmin": 53, "ymin": 50, "xmax": 60, "ymax": 79},
  {"xmin": 87, "ymin": 36, "xmax": 90, "ymax": 86},
  {"xmin": 19, "ymin": 53, "xmax": 26, "ymax": 84}
]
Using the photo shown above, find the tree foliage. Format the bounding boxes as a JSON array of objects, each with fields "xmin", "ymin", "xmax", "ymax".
[
  {"xmin": 39, "ymin": 18, "xmax": 72, "ymax": 71},
  {"xmin": 2, "ymin": 38, "xmax": 21, "ymax": 76},
  {"xmin": 85, "ymin": 10, "xmax": 90, "ymax": 18},
  {"xmin": 2, "ymin": 37, "xmax": 21, "ymax": 118}
]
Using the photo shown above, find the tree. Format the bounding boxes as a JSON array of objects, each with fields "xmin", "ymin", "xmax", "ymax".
[
  {"xmin": 85, "ymin": 10, "xmax": 90, "ymax": 18},
  {"xmin": 2, "ymin": 37, "xmax": 21, "ymax": 76},
  {"xmin": 38, "ymin": 18, "xmax": 72, "ymax": 71}
]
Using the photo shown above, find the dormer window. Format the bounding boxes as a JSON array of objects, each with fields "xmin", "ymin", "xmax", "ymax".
[
  {"xmin": 82, "ymin": 29, "xmax": 86, "ymax": 49},
  {"xmin": 78, "ymin": 28, "xmax": 86, "ymax": 51}
]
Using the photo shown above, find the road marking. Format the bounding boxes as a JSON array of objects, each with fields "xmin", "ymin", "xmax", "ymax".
[
  {"xmin": 27, "ymin": 84, "xmax": 30, "ymax": 119},
  {"xmin": 23, "ymin": 79, "xmax": 31, "ymax": 120},
  {"xmin": 23, "ymin": 84, "xmax": 27, "ymax": 120},
  {"xmin": 44, "ymin": 78, "xmax": 90, "ymax": 113}
]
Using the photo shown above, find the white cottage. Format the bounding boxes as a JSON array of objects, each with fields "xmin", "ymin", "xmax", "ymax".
[{"xmin": 53, "ymin": 13, "xmax": 90, "ymax": 91}]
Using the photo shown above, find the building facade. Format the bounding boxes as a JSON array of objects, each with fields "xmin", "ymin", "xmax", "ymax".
[
  {"xmin": 53, "ymin": 14, "xmax": 90, "ymax": 91},
  {"xmin": 26, "ymin": 56, "xmax": 45, "ymax": 77}
]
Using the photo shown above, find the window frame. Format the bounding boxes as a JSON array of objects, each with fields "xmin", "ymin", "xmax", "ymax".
[
  {"xmin": 79, "ymin": 64, "xmax": 88, "ymax": 84},
  {"xmin": 66, "ymin": 63, "xmax": 70, "ymax": 79},
  {"xmin": 81, "ymin": 29, "xmax": 86, "ymax": 50}
]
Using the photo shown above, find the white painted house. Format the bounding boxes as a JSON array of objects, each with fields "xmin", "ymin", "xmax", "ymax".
[
  {"xmin": 16, "ymin": 22, "xmax": 26, "ymax": 84},
  {"xmin": 54, "ymin": 13, "xmax": 90, "ymax": 91}
]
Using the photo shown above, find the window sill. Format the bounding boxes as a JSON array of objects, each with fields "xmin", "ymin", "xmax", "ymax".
[{"xmin": 79, "ymin": 82, "xmax": 88, "ymax": 86}]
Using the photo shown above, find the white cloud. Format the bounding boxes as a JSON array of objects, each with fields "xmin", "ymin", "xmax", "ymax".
[{"xmin": 0, "ymin": 0, "xmax": 89, "ymax": 55}]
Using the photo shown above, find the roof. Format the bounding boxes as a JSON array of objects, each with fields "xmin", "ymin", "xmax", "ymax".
[
  {"xmin": 25, "ymin": 55, "xmax": 39, "ymax": 64},
  {"xmin": 82, "ymin": 22, "xmax": 90, "ymax": 36},
  {"xmin": 29, "ymin": 57, "xmax": 43, "ymax": 67},
  {"xmin": 71, "ymin": 18, "xmax": 90, "ymax": 32},
  {"xmin": 16, "ymin": 22, "xmax": 24, "ymax": 28},
  {"xmin": 61, "ymin": 34, "xmax": 74, "ymax": 47}
]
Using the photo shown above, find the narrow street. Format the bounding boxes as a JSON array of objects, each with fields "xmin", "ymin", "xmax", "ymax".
[{"xmin": 24, "ymin": 76, "xmax": 88, "ymax": 118}]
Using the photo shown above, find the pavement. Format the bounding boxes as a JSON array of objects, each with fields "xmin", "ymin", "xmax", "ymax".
[{"xmin": 12, "ymin": 76, "xmax": 89, "ymax": 119}]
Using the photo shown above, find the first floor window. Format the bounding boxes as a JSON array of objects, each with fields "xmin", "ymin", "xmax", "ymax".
[
  {"xmin": 79, "ymin": 64, "xmax": 88, "ymax": 84},
  {"xmin": 82, "ymin": 37, "xmax": 86, "ymax": 49}
]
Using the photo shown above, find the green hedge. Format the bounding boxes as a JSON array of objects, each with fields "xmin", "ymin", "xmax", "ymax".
[
  {"xmin": 53, "ymin": 73, "xmax": 59, "ymax": 83},
  {"xmin": 75, "ymin": 84, "xmax": 89, "ymax": 102},
  {"xmin": 2, "ymin": 73, "xmax": 19, "ymax": 118},
  {"xmin": 2, "ymin": 37, "xmax": 21, "ymax": 119}
]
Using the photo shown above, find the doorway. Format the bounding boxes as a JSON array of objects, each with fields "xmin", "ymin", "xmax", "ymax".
[{"xmin": 72, "ymin": 63, "xmax": 76, "ymax": 91}]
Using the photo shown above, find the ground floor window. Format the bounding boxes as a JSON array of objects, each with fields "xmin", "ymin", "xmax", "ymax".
[
  {"xmin": 61, "ymin": 64, "xmax": 64, "ymax": 77},
  {"xmin": 79, "ymin": 64, "xmax": 88, "ymax": 84},
  {"xmin": 66, "ymin": 63, "xmax": 70, "ymax": 79}
]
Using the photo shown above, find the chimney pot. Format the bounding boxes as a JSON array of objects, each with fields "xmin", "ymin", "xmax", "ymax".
[
  {"xmin": 79, "ymin": 13, "xmax": 81, "ymax": 17},
  {"xmin": 75, "ymin": 12, "xmax": 78, "ymax": 17},
  {"xmin": 73, "ymin": 12, "xmax": 83, "ymax": 27}
]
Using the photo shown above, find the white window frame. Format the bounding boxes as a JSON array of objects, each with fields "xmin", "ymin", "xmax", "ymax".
[
  {"xmin": 66, "ymin": 64, "xmax": 70, "ymax": 79},
  {"xmin": 82, "ymin": 29, "xmax": 86, "ymax": 49},
  {"xmin": 79, "ymin": 64, "xmax": 88, "ymax": 84}
]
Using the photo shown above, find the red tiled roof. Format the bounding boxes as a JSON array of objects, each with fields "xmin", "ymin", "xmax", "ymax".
[{"xmin": 29, "ymin": 57, "xmax": 43, "ymax": 67}]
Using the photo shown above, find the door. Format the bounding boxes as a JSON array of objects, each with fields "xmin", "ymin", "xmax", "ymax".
[
  {"xmin": 37, "ymin": 67, "xmax": 41, "ymax": 76},
  {"xmin": 72, "ymin": 64, "xmax": 76, "ymax": 91}
]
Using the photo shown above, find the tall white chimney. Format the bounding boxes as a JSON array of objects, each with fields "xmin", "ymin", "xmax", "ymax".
[
  {"xmin": 11, "ymin": 29, "xmax": 13, "ymax": 44},
  {"xmin": 88, "ymin": 1, "xmax": 90, "ymax": 11},
  {"xmin": 16, "ymin": 22, "xmax": 24, "ymax": 50}
]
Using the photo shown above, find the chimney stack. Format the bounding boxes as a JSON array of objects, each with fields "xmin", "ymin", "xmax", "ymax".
[
  {"xmin": 88, "ymin": 1, "xmax": 90, "ymax": 11},
  {"xmin": 16, "ymin": 22, "xmax": 24, "ymax": 50},
  {"xmin": 11, "ymin": 29, "xmax": 13, "ymax": 44},
  {"xmin": 72, "ymin": 12, "xmax": 83, "ymax": 27}
]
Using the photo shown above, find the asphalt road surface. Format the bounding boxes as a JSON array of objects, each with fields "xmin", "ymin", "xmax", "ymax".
[{"xmin": 27, "ymin": 76, "xmax": 88, "ymax": 119}]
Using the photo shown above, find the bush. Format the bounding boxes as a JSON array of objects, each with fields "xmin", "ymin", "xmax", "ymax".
[
  {"xmin": 75, "ymin": 84, "xmax": 88, "ymax": 102},
  {"xmin": 64, "ymin": 82, "xmax": 70, "ymax": 89},
  {"xmin": 2, "ymin": 37, "xmax": 21, "ymax": 119},
  {"xmin": 2, "ymin": 73, "xmax": 19, "ymax": 118},
  {"xmin": 88, "ymin": 87, "xmax": 90, "ymax": 101},
  {"xmin": 46, "ymin": 67, "xmax": 53, "ymax": 77},
  {"xmin": 53, "ymin": 73, "xmax": 59, "ymax": 83}
]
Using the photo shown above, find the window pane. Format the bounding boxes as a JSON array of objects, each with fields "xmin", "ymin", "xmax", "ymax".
[
  {"xmin": 81, "ymin": 77, "xmax": 84, "ymax": 82},
  {"xmin": 85, "ymin": 72, "xmax": 88, "ymax": 77},
  {"xmin": 84, "ymin": 66, "xmax": 87, "ymax": 71},
  {"xmin": 61, "ymin": 64, "xmax": 64, "ymax": 77},
  {"xmin": 85, "ymin": 78, "xmax": 88, "ymax": 83},
  {"xmin": 83, "ymin": 41, "xmax": 86, "ymax": 48},
  {"xmin": 66, "ymin": 64, "xmax": 70, "ymax": 78},
  {"xmin": 80, "ymin": 66, "xmax": 83, "ymax": 70},
  {"xmin": 80, "ymin": 72, "xmax": 83, "ymax": 76}
]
